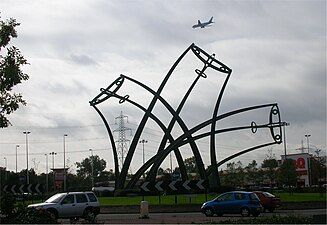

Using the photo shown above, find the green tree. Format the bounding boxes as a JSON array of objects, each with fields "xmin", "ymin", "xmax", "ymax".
[
  {"xmin": 184, "ymin": 156, "xmax": 198, "ymax": 174},
  {"xmin": 222, "ymin": 161, "xmax": 244, "ymax": 187},
  {"xmin": 262, "ymin": 149, "xmax": 279, "ymax": 186},
  {"xmin": 278, "ymin": 159, "xmax": 298, "ymax": 188},
  {"xmin": 245, "ymin": 160, "xmax": 259, "ymax": 185},
  {"xmin": 75, "ymin": 155, "xmax": 106, "ymax": 185},
  {"xmin": 0, "ymin": 15, "xmax": 29, "ymax": 128}
]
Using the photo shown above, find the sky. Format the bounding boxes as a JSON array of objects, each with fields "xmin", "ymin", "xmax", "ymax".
[{"xmin": 0, "ymin": 0, "xmax": 326, "ymax": 176}]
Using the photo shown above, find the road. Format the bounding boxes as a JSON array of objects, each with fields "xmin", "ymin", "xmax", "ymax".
[{"xmin": 59, "ymin": 209, "xmax": 326, "ymax": 224}]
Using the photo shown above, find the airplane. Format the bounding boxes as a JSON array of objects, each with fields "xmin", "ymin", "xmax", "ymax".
[{"xmin": 192, "ymin": 16, "xmax": 214, "ymax": 29}]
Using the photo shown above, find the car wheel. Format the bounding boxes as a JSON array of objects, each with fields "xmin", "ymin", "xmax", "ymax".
[
  {"xmin": 204, "ymin": 207, "xmax": 214, "ymax": 217},
  {"xmin": 47, "ymin": 208, "xmax": 58, "ymax": 220},
  {"xmin": 241, "ymin": 207, "xmax": 250, "ymax": 217},
  {"xmin": 84, "ymin": 208, "xmax": 96, "ymax": 223}
]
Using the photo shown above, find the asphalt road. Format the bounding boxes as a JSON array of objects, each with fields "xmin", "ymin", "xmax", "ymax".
[{"xmin": 59, "ymin": 209, "xmax": 326, "ymax": 224}]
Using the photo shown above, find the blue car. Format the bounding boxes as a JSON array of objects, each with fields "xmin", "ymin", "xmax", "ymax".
[{"xmin": 201, "ymin": 191, "xmax": 263, "ymax": 217}]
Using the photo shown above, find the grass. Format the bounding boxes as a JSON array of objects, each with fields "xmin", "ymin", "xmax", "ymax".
[
  {"xmin": 17, "ymin": 191, "xmax": 326, "ymax": 207},
  {"xmin": 98, "ymin": 192, "xmax": 326, "ymax": 206}
]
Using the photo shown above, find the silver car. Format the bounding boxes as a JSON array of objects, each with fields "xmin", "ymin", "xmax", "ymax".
[{"xmin": 28, "ymin": 191, "xmax": 100, "ymax": 222}]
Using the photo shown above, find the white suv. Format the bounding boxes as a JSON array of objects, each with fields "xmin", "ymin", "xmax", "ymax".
[{"xmin": 28, "ymin": 191, "xmax": 100, "ymax": 222}]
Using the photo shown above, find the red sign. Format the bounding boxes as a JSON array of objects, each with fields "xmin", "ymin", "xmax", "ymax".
[{"xmin": 293, "ymin": 157, "xmax": 306, "ymax": 169}]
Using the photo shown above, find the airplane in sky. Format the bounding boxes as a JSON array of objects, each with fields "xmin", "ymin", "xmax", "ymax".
[{"xmin": 192, "ymin": 16, "xmax": 214, "ymax": 29}]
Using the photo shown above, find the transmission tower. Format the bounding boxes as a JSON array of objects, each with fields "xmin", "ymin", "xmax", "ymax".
[{"xmin": 113, "ymin": 111, "xmax": 132, "ymax": 169}]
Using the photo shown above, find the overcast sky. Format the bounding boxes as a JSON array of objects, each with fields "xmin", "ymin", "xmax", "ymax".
[{"xmin": 0, "ymin": 0, "xmax": 326, "ymax": 176}]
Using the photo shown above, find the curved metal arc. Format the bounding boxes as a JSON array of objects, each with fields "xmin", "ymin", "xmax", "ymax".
[
  {"xmin": 146, "ymin": 68, "xmax": 207, "ymax": 181},
  {"xmin": 91, "ymin": 105, "xmax": 119, "ymax": 189},
  {"xmin": 120, "ymin": 74, "xmax": 189, "ymax": 180},
  {"xmin": 216, "ymin": 142, "xmax": 277, "ymax": 168},
  {"xmin": 117, "ymin": 43, "xmax": 195, "ymax": 189},
  {"xmin": 90, "ymin": 76, "xmax": 125, "ymax": 106},
  {"xmin": 148, "ymin": 103, "xmax": 281, "ymax": 183},
  {"xmin": 191, "ymin": 45, "xmax": 232, "ymax": 74}
]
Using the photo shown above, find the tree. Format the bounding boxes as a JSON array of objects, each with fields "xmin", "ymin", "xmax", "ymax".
[
  {"xmin": 184, "ymin": 156, "xmax": 198, "ymax": 174},
  {"xmin": 262, "ymin": 149, "xmax": 279, "ymax": 186},
  {"xmin": 0, "ymin": 15, "xmax": 29, "ymax": 128},
  {"xmin": 278, "ymin": 159, "xmax": 298, "ymax": 188},
  {"xmin": 75, "ymin": 155, "xmax": 106, "ymax": 184},
  {"xmin": 245, "ymin": 160, "xmax": 259, "ymax": 185}
]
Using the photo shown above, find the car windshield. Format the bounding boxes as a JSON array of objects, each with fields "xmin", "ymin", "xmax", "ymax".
[
  {"xmin": 263, "ymin": 192, "xmax": 275, "ymax": 197},
  {"xmin": 250, "ymin": 193, "xmax": 259, "ymax": 200},
  {"xmin": 45, "ymin": 193, "xmax": 66, "ymax": 203}
]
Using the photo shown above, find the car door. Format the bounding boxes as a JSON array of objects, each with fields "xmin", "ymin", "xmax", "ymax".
[
  {"xmin": 75, "ymin": 193, "xmax": 89, "ymax": 216},
  {"xmin": 58, "ymin": 194, "xmax": 77, "ymax": 217},
  {"xmin": 213, "ymin": 193, "xmax": 233, "ymax": 214}
]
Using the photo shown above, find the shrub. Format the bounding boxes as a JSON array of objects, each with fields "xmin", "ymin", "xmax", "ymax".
[
  {"xmin": 4, "ymin": 207, "xmax": 58, "ymax": 224},
  {"xmin": 214, "ymin": 215, "xmax": 313, "ymax": 224}
]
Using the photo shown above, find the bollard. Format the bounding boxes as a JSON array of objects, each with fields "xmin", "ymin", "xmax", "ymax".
[{"xmin": 139, "ymin": 201, "xmax": 149, "ymax": 219}]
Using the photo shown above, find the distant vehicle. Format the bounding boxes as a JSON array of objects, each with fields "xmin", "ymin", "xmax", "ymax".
[
  {"xmin": 28, "ymin": 191, "xmax": 100, "ymax": 222},
  {"xmin": 201, "ymin": 191, "xmax": 262, "ymax": 217},
  {"xmin": 253, "ymin": 191, "xmax": 281, "ymax": 212},
  {"xmin": 92, "ymin": 186, "xmax": 114, "ymax": 192},
  {"xmin": 192, "ymin": 16, "xmax": 214, "ymax": 29}
]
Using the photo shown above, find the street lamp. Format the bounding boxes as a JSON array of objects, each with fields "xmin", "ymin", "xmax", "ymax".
[
  {"xmin": 63, "ymin": 134, "xmax": 68, "ymax": 192},
  {"xmin": 139, "ymin": 139, "xmax": 148, "ymax": 165},
  {"xmin": 16, "ymin": 145, "xmax": 19, "ymax": 173},
  {"xmin": 23, "ymin": 131, "xmax": 31, "ymax": 185},
  {"xmin": 89, "ymin": 149, "xmax": 94, "ymax": 188},
  {"xmin": 4, "ymin": 157, "xmax": 7, "ymax": 169},
  {"xmin": 282, "ymin": 122, "xmax": 290, "ymax": 159},
  {"xmin": 49, "ymin": 152, "xmax": 57, "ymax": 191},
  {"xmin": 4, "ymin": 157, "xmax": 7, "ymax": 180},
  {"xmin": 305, "ymin": 134, "xmax": 311, "ymax": 154},
  {"xmin": 45, "ymin": 154, "xmax": 48, "ymax": 194},
  {"xmin": 305, "ymin": 134, "xmax": 311, "ymax": 186},
  {"xmin": 49, "ymin": 152, "xmax": 57, "ymax": 169}
]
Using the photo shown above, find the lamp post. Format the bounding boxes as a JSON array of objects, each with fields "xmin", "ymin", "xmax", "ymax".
[
  {"xmin": 305, "ymin": 134, "xmax": 311, "ymax": 154},
  {"xmin": 4, "ymin": 157, "xmax": 7, "ymax": 180},
  {"xmin": 63, "ymin": 134, "xmax": 68, "ymax": 192},
  {"xmin": 282, "ymin": 122, "xmax": 290, "ymax": 160},
  {"xmin": 89, "ymin": 149, "xmax": 94, "ymax": 188},
  {"xmin": 45, "ymin": 154, "xmax": 48, "ymax": 194},
  {"xmin": 139, "ymin": 139, "xmax": 148, "ymax": 178},
  {"xmin": 305, "ymin": 134, "xmax": 311, "ymax": 186},
  {"xmin": 23, "ymin": 131, "xmax": 31, "ymax": 185},
  {"xmin": 16, "ymin": 145, "xmax": 19, "ymax": 173},
  {"xmin": 49, "ymin": 151, "xmax": 57, "ymax": 191},
  {"xmin": 139, "ymin": 139, "xmax": 148, "ymax": 165}
]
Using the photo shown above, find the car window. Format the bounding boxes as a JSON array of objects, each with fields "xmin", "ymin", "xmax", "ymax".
[
  {"xmin": 234, "ymin": 193, "xmax": 246, "ymax": 200},
  {"xmin": 45, "ymin": 193, "xmax": 65, "ymax": 203},
  {"xmin": 250, "ymin": 193, "xmax": 259, "ymax": 200},
  {"xmin": 87, "ymin": 193, "xmax": 98, "ymax": 202},
  {"xmin": 217, "ymin": 193, "xmax": 233, "ymax": 201},
  {"xmin": 263, "ymin": 192, "xmax": 275, "ymax": 197},
  {"xmin": 62, "ymin": 194, "xmax": 75, "ymax": 204},
  {"xmin": 76, "ymin": 194, "xmax": 88, "ymax": 203}
]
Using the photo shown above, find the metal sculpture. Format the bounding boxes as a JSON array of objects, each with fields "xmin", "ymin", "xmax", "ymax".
[{"xmin": 90, "ymin": 43, "xmax": 286, "ymax": 191}]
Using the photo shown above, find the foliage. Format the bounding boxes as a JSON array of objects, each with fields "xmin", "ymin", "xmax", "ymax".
[
  {"xmin": 7, "ymin": 207, "xmax": 58, "ymax": 224},
  {"xmin": 76, "ymin": 155, "xmax": 107, "ymax": 186},
  {"xmin": 278, "ymin": 159, "xmax": 298, "ymax": 187},
  {"xmin": 214, "ymin": 215, "xmax": 312, "ymax": 224},
  {"xmin": 184, "ymin": 156, "xmax": 198, "ymax": 174},
  {"xmin": 221, "ymin": 161, "xmax": 244, "ymax": 187},
  {"xmin": 0, "ymin": 15, "xmax": 29, "ymax": 128},
  {"xmin": 261, "ymin": 149, "xmax": 278, "ymax": 185},
  {"xmin": 0, "ymin": 193, "xmax": 16, "ymax": 217}
]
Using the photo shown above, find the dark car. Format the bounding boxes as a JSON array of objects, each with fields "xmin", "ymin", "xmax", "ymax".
[
  {"xmin": 253, "ymin": 191, "xmax": 281, "ymax": 212},
  {"xmin": 201, "ymin": 191, "xmax": 263, "ymax": 217}
]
